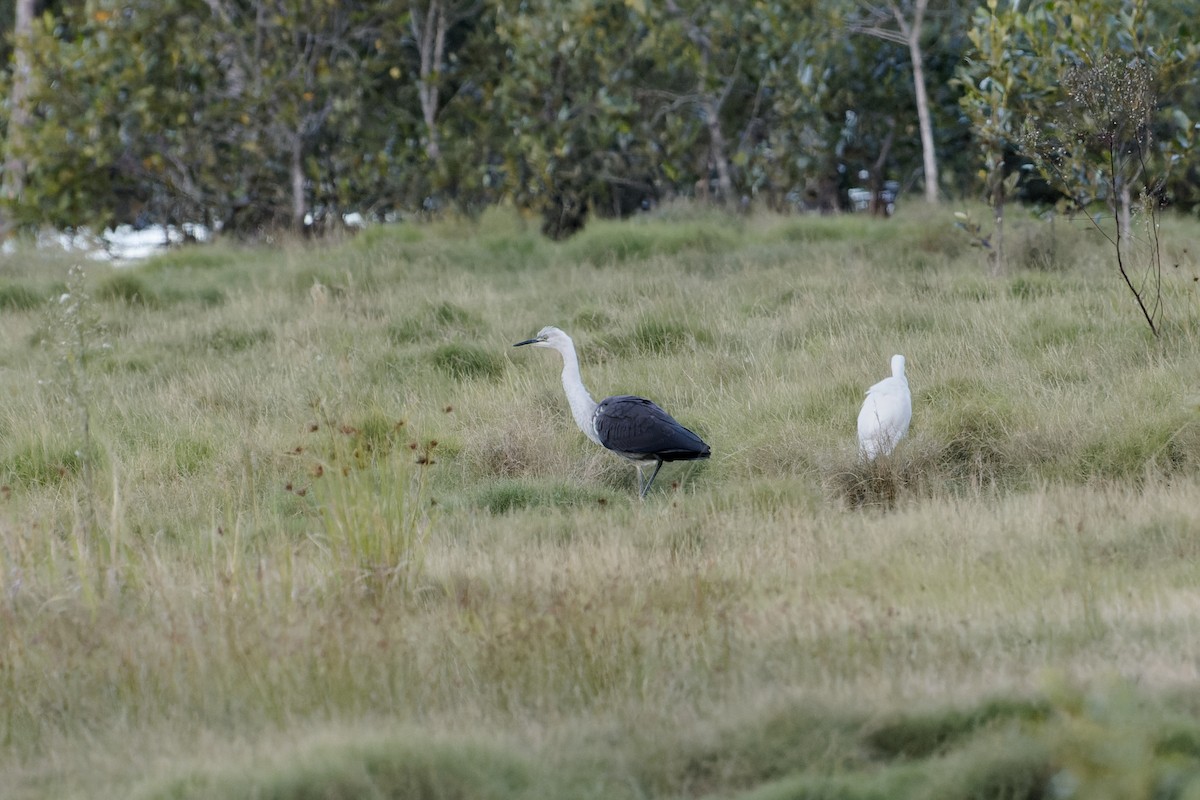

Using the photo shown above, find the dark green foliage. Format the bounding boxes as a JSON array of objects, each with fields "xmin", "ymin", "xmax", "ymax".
[
  {"xmin": 0, "ymin": 283, "xmax": 43, "ymax": 311},
  {"xmin": 430, "ymin": 343, "xmax": 504, "ymax": 381}
]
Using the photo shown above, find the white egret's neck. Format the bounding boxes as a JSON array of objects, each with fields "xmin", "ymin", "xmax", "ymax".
[
  {"xmin": 555, "ymin": 337, "xmax": 601, "ymax": 445},
  {"xmin": 891, "ymin": 355, "xmax": 907, "ymax": 380}
]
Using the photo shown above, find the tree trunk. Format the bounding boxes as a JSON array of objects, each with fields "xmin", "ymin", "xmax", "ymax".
[
  {"xmin": 3, "ymin": 0, "xmax": 35, "ymax": 206},
  {"xmin": 412, "ymin": 0, "xmax": 446, "ymax": 163},
  {"xmin": 869, "ymin": 120, "xmax": 896, "ymax": 215},
  {"xmin": 1119, "ymin": 181, "xmax": 1132, "ymax": 241},
  {"xmin": 892, "ymin": 0, "xmax": 938, "ymax": 204},
  {"xmin": 291, "ymin": 135, "xmax": 306, "ymax": 232},
  {"xmin": 703, "ymin": 96, "xmax": 735, "ymax": 207}
]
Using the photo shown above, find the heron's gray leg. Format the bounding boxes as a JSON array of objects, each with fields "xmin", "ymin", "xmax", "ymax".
[{"xmin": 640, "ymin": 459, "xmax": 664, "ymax": 499}]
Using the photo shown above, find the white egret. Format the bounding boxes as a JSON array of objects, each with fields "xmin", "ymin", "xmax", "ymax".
[{"xmin": 857, "ymin": 354, "xmax": 912, "ymax": 460}]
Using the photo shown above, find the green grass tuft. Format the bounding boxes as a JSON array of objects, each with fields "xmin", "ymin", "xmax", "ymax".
[
  {"xmin": 600, "ymin": 318, "xmax": 715, "ymax": 358},
  {"xmin": 0, "ymin": 282, "xmax": 43, "ymax": 310},
  {"xmin": 476, "ymin": 480, "xmax": 612, "ymax": 513},
  {"xmin": 865, "ymin": 698, "xmax": 1049, "ymax": 759},
  {"xmin": 148, "ymin": 736, "xmax": 534, "ymax": 800},
  {"xmin": 0, "ymin": 438, "xmax": 87, "ymax": 488},
  {"xmin": 430, "ymin": 342, "xmax": 505, "ymax": 380},
  {"xmin": 564, "ymin": 218, "xmax": 741, "ymax": 265},
  {"xmin": 196, "ymin": 326, "xmax": 274, "ymax": 354},
  {"xmin": 97, "ymin": 273, "xmax": 160, "ymax": 307}
]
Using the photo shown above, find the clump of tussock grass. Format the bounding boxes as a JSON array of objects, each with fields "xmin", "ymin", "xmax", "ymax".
[
  {"xmin": 155, "ymin": 735, "xmax": 535, "ymax": 800},
  {"xmin": 96, "ymin": 272, "xmax": 160, "ymax": 307},
  {"xmin": 388, "ymin": 301, "xmax": 488, "ymax": 346},
  {"xmin": 353, "ymin": 221, "xmax": 425, "ymax": 251},
  {"xmin": 478, "ymin": 231, "xmax": 548, "ymax": 271},
  {"xmin": 312, "ymin": 432, "xmax": 434, "ymax": 600},
  {"xmin": 562, "ymin": 217, "xmax": 741, "ymax": 266},
  {"xmin": 172, "ymin": 437, "xmax": 215, "ymax": 477},
  {"xmin": 0, "ymin": 282, "xmax": 43, "ymax": 310},
  {"xmin": 864, "ymin": 697, "xmax": 1049, "ymax": 759},
  {"xmin": 469, "ymin": 425, "xmax": 546, "ymax": 479},
  {"xmin": 595, "ymin": 317, "xmax": 716, "ymax": 359},
  {"xmin": 194, "ymin": 325, "xmax": 274, "ymax": 354},
  {"xmin": 292, "ymin": 269, "xmax": 354, "ymax": 300},
  {"xmin": 771, "ymin": 215, "xmax": 884, "ymax": 244},
  {"xmin": 143, "ymin": 244, "xmax": 243, "ymax": 271},
  {"xmin": 825, "ymin": 446, "xmax": 937, "ymax": 509},
  {"xmin": 0, "ymin": 437, "xmax": 87, "ymax": 488},
  {"xmin": 160, "ymin": 285, "xmax": 226, "ymax": 307},
  {"xmin": 1009, "ymin": 272, "xmax": 1062, "ymax": 300},
  {"xmin": 1077, "ymin": 412, "xmax": 1200, "ymax": 481},
  {"xmin": 430, "ymin": 342, "xmax": 505, "ymax": 381},
  {"xmin": 571, "ymin": 306, "xmax": 617, "ymax": 332}
]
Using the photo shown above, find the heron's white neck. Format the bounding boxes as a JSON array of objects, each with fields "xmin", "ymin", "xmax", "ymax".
[{"xmin": 555, "ymin": 339, "xmax": 601, "ymax": 445}]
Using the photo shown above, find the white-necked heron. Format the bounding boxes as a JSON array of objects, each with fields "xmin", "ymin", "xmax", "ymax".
[
  {"xmin": 513, "ymin": 326, "xmax": 711, "ymax": 498},
  {"xmin": 857, "ymin": 354, "xmax": 912, "ymax": 460}
]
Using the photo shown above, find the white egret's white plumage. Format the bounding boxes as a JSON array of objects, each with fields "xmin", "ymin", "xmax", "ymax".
[
  {"xmin": 856, "ymin": 354, "xmax": 912, "ymax": 460},
  {"xmin": 514, "ymin": 326, "xmax": 710, "ymax": 498}
]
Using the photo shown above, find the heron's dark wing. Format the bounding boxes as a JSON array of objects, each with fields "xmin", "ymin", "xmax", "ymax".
[{"xmin": 594, "ymin": 395, "xmax": 711, "ymax": 461}]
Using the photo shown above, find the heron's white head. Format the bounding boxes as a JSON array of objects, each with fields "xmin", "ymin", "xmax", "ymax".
[
  {"xmin": 891, "ymin": 354, "xmax": 906, "ymax": 378},
  {"xmin": 513, "ymin": 325, "xmax": 574, "ymax": 353}
]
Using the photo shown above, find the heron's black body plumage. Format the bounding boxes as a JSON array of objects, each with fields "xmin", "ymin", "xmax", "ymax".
[{"xmin": 594, "ymin": 395, "xmax": 711, "ymax": 462}]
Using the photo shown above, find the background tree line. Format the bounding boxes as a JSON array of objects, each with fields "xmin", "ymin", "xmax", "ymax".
[{"xmin": 0, "ymin": 0, "xmax": 1196, "ymax": 240}]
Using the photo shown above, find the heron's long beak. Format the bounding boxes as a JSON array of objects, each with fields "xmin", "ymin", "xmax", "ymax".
[{"xmin": 513, "ymin": 337, "xmax": 539, "ymax": 347}]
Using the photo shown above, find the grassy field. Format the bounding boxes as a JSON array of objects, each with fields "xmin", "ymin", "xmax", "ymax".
[{"xmin": 2, "ymin": 204, "xmax": 1200, "ymax": 798}]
